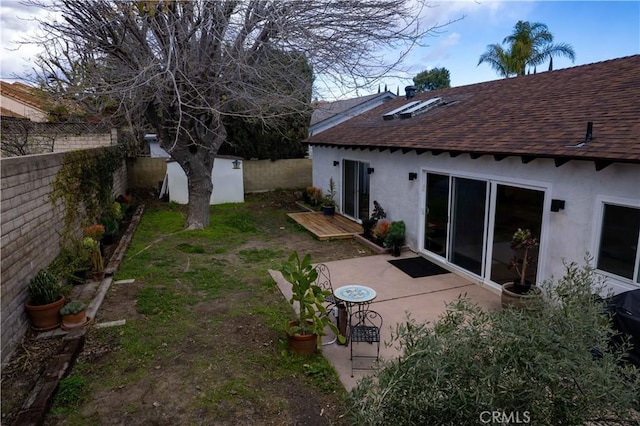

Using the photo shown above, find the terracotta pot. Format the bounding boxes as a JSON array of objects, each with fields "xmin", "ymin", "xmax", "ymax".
[
  {"xmin": 25, "ymin": 296, "xmax": 65, "ymax": 331},
  {"xmin": 62, "ymin": 310, "xmax": 87, "ymax": 329},
  {"xmin": 287, "ymin": 321, "xmax": 318, "ymax": 356},
  {"xmin": 501, "ymin": 283, "xmax": 541, "ymax": 309}
]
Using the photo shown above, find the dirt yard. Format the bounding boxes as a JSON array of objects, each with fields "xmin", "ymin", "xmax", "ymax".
[{"xmin": 1, "ymin": 190, "xmax": 374, "ymax": 425}]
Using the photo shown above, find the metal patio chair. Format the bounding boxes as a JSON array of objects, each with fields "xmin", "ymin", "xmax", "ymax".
[
  {"xmin": 314, "ymin": 263, "xmax": 341, "ymax": 345},
  {"xmin": 349, "ymin": 308, "xmax": 383, "ymax": 376}
]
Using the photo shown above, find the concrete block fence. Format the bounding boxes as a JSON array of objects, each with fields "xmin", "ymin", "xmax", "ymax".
[
  {"xmin": 0, "ymin": 148, "xmax": 126, "ymax": 364},
  {"xmin": 127, "ymin": 157, "xmax": 312, "ymax": 193},
  {"xmin": 1, "ymin": 152, "xmax": 309, "ymax": 364}
]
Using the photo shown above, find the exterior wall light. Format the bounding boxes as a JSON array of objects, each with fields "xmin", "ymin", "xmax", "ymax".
[
  {"xmin": 408, "ymin": 172, "xmax": 417, "ymax": 181},
  {"xmin": 232, "ymin": 159, "xmax": 242, "ymax": 169}
]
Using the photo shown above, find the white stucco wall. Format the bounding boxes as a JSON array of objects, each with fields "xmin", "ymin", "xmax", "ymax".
[{"xmin": 312, "ymin": 145, "xmax": 640, "ymax": 294}]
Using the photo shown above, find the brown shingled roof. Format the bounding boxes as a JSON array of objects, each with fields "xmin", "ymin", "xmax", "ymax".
[{"xmin": 306, "ymin": 55, "xmax": 640, "ymax": 164}]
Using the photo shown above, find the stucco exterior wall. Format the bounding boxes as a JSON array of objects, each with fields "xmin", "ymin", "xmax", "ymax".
[
  {"xmin": 0, "ymin": 93, "xmax": 47, "ymax": 122},
  {"xmin": 312, "ymin": 145, "xmax": 640, "ymax": 294}
]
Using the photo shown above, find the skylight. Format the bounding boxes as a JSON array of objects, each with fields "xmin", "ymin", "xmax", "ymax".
[
  {"xmin": 382, "ymin": 101, "xmax": 420, "ymax": 120},
  {"xmin": 399, "ymin": 97, "xmax": 441, "ymax": 119}
]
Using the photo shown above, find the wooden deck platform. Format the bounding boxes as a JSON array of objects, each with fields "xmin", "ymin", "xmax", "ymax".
[{"xmin": 287, "ymin": 212, "xmax": 363, "ymax": 241}]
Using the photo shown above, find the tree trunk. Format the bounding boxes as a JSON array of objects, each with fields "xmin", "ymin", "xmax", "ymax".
[
  {"xmin": 186, "ymin": 164, "xmax": 213, "ymax": 229},
  {"xmin": 154, "ymin": 112, "xmax": 226, "ymax": 230}
]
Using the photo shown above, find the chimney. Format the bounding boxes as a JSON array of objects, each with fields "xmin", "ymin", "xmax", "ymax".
[{"xmin": 404, "ymin": 85, "xmax": 417, "ymax": 99}]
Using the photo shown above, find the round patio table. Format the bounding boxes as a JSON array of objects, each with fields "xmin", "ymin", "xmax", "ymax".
[{"xmin": 333, "ymin": 285, "xmax": 377, "ymax": 345}]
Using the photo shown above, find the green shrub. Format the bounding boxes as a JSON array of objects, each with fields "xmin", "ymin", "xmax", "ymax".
[{"xmin": 350, "ymin": 260, "xmax": 640, "ymax": 426}]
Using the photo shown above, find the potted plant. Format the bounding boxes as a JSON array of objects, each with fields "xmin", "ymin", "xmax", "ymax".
[
  {"xmin": 281, "ymin": 251, "xmax": 344, "ymax": 355},
  {"xmin": 372, "ymin": 220, "xmax": 391, "ymax": 247},
  {"xmin": 502, "ymin": 228, "xmax": 540, "ymax": 308},
  {"xmin": 321, "ymin": 177, "xmax": 338, "ymax": 216},
  {"xmin": 100, "ymin": 216, "xmax": 119, "ymax": 245},
  {"xmin": 362, "ymin": 201, "xmax": 387, "ymax": 239},
  {"xmin": 25, "ymin": 269, "xmax": 65, "ymax": 330},
  {"xmin": 60, "ymin": 300, "xmax": 88, "ymax": 329},
  {"xmin": 83, "ymin": 237, "xmax": 105, "ymax": 281},
  {"xmin": 385, "ymin": 221, "xmax": 406, "ymax": 257}
]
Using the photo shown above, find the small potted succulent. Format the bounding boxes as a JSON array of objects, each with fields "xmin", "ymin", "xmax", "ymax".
[
  {"xmin": 25, "ymin": 269, "xmax": 65, "ymax": 330},
  {"xmin": 60, "ymin": 300, "xmax": 88, "ymax": 329},
  {"xmin": 281, "ymin": 251, "xmax": 344, "ymax": 355}
]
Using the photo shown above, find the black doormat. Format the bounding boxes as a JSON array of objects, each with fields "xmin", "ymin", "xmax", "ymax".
[{"xmin": 388, "ymin": 257, "xmax": 450, "ymax": 278}]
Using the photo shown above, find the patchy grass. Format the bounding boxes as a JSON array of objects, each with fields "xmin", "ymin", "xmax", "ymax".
[{"xmin": 42, "ymin": 191, "xmax": 373, "ymax": 425}]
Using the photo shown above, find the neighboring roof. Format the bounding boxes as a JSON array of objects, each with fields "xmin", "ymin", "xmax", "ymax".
[
  {"xmin": 0, "ymin": 81, "xmax": 50, "ymax": 111},
  {"xmin": 306, "ymin": 56, "xmax": 640, "ymax": 166},
  {"xmin": 310, "ymin": 91, "xmax": 396, "ymax": 128}
]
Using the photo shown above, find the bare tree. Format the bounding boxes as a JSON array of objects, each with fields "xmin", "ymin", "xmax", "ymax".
[{"xmin": 27, "ymin": 0, "xmax": 450, "ymax": 229}]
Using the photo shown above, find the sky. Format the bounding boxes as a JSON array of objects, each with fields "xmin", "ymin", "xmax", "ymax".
[{"xmin": 1, "ymin": 1, "xmax": 638, "ymax": 101}]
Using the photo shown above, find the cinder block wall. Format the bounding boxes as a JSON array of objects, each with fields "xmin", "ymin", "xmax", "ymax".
[
  {"xmin": 0, "ymin": 148, "xmax": 126, "ymax": 364},
  {"xmin": 243, "ymin": 158, "xmax": 312, "ymax": 192},
  {"xmin": 127, "ymin": 157, "xmax": 312, "ymax": 193},
  {"xmin": 127, "ymin": 157, "xmax": 167, "ymax": 190},
  {"xmin": 54, "ymin": 129, "xmax": 115, "ymax": 152}
]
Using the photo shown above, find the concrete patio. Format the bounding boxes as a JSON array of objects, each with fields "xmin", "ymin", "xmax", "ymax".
[{"xmin": 271, "ymin": 251, "xmax": 502, "ymax": 391}]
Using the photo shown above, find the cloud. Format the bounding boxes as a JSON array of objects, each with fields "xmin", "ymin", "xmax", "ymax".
[{"xmin": 0, "ymin": 1, "xmax": 51, "ymax": 80}]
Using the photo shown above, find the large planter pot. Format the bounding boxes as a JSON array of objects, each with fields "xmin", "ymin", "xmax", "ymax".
[
  {"xmin": 321, "ymin": 206, "xmax": 335, "ymax": 216},
  {"xmin": 25, "ymin": 296, "xmax": 65, "ymax": 331},
  {"xmin": 62, "ymin": 310, "xmax": 88, "ymax": 330},
  {"xmin": 501, "ymin": 283, "xmax": 541, "ymax": 309},
  {"xmin": 287, "ymin": 321, "xmax": 318, "ymax": 356}
]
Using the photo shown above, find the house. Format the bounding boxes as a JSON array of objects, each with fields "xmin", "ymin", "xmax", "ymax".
[
  {"xmin": 305, "ymin": 55, "xmax": 640, "ymax": 295},
  {"xmin": 309, "ymin": 91, "xmax": 397, "ymax": 136},
  {"xmin": 308, "ymin": 91, "xmax": 396, "ymax": 158},
  {"xmin": 0, "ymin": 81, "xmax": 49, "ymax": 122}
]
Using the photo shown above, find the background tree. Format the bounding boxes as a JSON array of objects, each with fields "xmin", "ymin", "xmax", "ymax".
[
  {"xmin": 220, "ymin": 49, "xmax": 312, "ymax": 160},
  {"xmin": 478, "ymin": 20, "xmax": 575, "ymax": 78},
  {"xmin": 29, "ymin": 0, "xmax": 449, "ymax": 229},
  {"xmin": 412, "ymin": 67, "xmax": 450, "ymax": 92}
]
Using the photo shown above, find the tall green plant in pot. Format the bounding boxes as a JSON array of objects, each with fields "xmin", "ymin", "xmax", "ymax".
[
  {"xmin": 281, "ymin": 252, "xmax": 344, "ymax": 355},
  {"xmin": 385, "ymin": 221, "xmax": 406, "ymax": 257},
  {"xmin": 502, "ymin": 228, "xmax": 540, "ymax": 307},
  {"xmin": 321, "ymin": 177, "xmax": 338, "ymax": 216},
  {"xmin": 25, "ymin": 269, "xmax": 65, "ymax": 330}
]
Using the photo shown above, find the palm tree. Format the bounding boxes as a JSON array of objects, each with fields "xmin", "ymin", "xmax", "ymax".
[{"xmin": 478, "ymin": 21, "xmax": 576, "ymax": 77}]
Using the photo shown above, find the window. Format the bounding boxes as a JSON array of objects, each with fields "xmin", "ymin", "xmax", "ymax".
[{"xmin": 597, "ymin": 204, "xmax": 640, "ymax": 283}]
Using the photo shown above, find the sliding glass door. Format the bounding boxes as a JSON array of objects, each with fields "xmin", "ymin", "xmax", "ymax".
[
  {"xmin": 343, "ymin": 160, "xmax": 370, "ymax": 221},
  {"xmin": 424, "ymin": 173, "xmax": 449, "ymax": 256},
  {"xmin": 450, "ymin": 177, "xmax": 487, "ymax": 276},
  {"xmin": 489, "ymin": 185, "xmax": 544, "ymax": 285},
  {"xmin": 423, "ymin": 172, "xmax": 545, "ymax": 286}
]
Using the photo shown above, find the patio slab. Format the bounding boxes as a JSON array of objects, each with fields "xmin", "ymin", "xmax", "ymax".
[{"xmin": 270, "ymin": 252, "xmax": 502, "ymax": 392}]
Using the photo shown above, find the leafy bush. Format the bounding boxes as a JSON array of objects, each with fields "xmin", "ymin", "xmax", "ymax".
[{"xmin": 350, "ymin": 260, "xmax": 640, "ymax": 426}]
